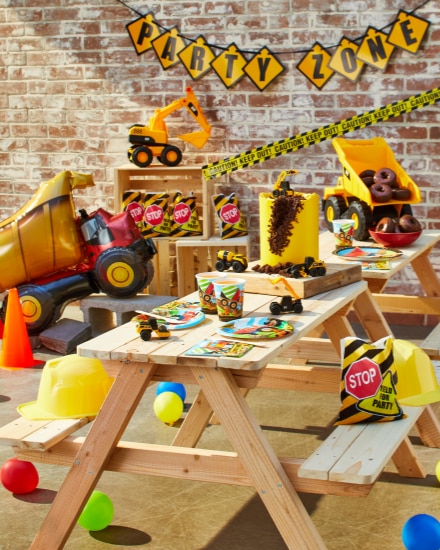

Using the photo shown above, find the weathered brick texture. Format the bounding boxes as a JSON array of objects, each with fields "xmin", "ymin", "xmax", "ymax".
[{"xmin": 0, "ymin": 0, "xmax": 439, "ymax": 314}]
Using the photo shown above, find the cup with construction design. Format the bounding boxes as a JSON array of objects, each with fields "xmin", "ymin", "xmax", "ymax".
[
  {"xmin": 213, "ymin": 278, "xmax": 245, "ymax": 322},
  {"xmin": 195, "ymin": 272, "xmax": 224, "ymax": 314}
]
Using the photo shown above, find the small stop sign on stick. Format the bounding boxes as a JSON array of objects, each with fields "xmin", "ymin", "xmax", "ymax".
[{"xmin": 345, "ymin": 357, "xmax": 382, "ymax": 400}]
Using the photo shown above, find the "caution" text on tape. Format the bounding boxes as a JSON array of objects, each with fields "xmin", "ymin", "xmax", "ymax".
[{"xmin": 202, "ymin": 88, "xmax": 440, "ymax": 180}]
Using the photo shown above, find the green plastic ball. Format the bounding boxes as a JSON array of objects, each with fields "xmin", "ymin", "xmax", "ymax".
[
  {"xmin": 153, "ymin": 391, "xmax": 184, "ymax": 424},
  {"xmin": 78, "ymin": 490, "xmax": 114, "ymax": 531}
]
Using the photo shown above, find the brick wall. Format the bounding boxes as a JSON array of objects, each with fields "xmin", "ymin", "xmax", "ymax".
[{"xmin": 1, "ymin": 0, "xmax": 439, "ymax": 312}]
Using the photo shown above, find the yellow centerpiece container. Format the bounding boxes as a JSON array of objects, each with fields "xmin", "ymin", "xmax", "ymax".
[{"xmin": 259, "ymin": 191, "xmax": 319, "ymax": 266}]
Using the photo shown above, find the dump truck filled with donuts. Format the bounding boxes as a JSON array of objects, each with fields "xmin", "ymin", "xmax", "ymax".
[
  {"xmin": 0, "ymin": 171, "xmax": 156, "ymax": 334},
  {"xmin": 323, "ymin": 137, "xmax": 421, "ymax": 240}
]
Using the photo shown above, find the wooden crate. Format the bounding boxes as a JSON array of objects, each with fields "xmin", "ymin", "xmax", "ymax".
[
  {"xmin": 114, "ymin": 164, "xmax": 214, "ymax": 239},
  {"xmin": 236, "ymin": 262, "xmax": 362, "ymax": 299}
]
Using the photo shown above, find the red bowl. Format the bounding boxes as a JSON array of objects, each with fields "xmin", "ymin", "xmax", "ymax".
[{"xmin": 368, "ymin": 229, "xmax": 422, "ymax": 247}]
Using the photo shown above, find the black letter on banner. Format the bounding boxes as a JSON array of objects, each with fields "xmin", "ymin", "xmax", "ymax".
[
  {"xmin": 312, "ymin": 53, "xmax": 325, "ymax": 79},
  {"xmin": 161, "ymin": 37, "xmax": 178, "ymax": 61},
  {"xmin": 340, "ymin": 47, "xmax": 358, "ymax": 73},
  {"xmin": 366, "ymin": 34, "xmax": 387, "ymax": 62},
  {"xmin": 225, "ymin": 53, "xmax": 238, "ymax": 78},
  {"xmin": 190, "ymin": 46, "xmax": 205, "ymax": 71},
  {"xmin": 400, "ymin": 20, "xmax": 417, "ymax": 46},
  {"xmin": 257, "ymin": 57, "xmax": 271, "ymax": 80},
  {"xmin": 137, "ymin": 22, "xmax": 154, "ymax": 45}
]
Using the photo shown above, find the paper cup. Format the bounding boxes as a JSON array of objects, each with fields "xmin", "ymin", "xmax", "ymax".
[
  {"xmin": 213, "ymin": 278, "xmax": 245, "ymax": 322},
  {"xmin": 332, "ymin": 219, "xmax": 355, "ymax": 248},
  {"xmin": 195, "ymin": 272, "xmax": 224, "ymax": 314}
]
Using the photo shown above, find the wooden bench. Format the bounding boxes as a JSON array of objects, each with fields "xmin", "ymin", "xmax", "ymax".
[
  {"xmin": 298, "ymin": 406, "xmax": 426, "ymax": 485},
  {"xmin": 0, "ymin": 416, "xmax": 92, "ymax": 451},
  {"xmin": 421, "ymin": 323, "xmax": 440, "ymax": 360}
]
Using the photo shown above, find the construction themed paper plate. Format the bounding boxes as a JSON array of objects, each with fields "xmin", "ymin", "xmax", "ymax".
[
  {"xmin": 217, "ymin": 317, "xmax": 294, "ymax": 339},
  {"xmin": 151, "ymin": 301, "xmax": 205, "ymax": 330},
  {"xmin": 333, "ymin": 246, "xmax": 402, "ymax": 262}
]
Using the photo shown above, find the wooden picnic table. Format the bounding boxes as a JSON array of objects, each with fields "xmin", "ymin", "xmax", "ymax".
[{"xmin": 14, "ymin": 280, "xmax": 440, "ymax": 549}]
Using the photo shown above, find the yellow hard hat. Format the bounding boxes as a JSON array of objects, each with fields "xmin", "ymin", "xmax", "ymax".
[
  {"xmin": 17, "ymin": 354, "xmax": 114, "ymax": 420},
  {"xmin": 393, "ymin": 339, "xmax": 440, "ymax": 407}
]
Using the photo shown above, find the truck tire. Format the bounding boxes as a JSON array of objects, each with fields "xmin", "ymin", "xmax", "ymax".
[
  {"xmin": 94, "ymin": 247, "xmax": 149, "ymax": 298},
  {"xmin": 16, "ymin": 285, "xmax": 56, "ymax": 335},
  {"xmin": 293, "ymin": 302, "xmax": 303, "ymax": 314},
  {"xmin": 159, "ymin": 145, "xmax": 182, "ymax": 167},
  {"xmin": 232, "ymin": 261, "xmax": 245, "ymax": 273},
  {"xmin": 215, "ymin": 260, "xmax": 226, "ymax": 271},
  {"xmin": 270, "ymin": 302, "xmax": 282, "ymax": 315},
  {"xmin": 346, "ymin": 201, "xmax": 373, "ymax": 241},
  {"xmin": 131, "ymin": 146, "xmax": 153, "ymax": 167},
  {"xmin": 324, "ymin": 196, "xmax": 348, "ymax": 231}
]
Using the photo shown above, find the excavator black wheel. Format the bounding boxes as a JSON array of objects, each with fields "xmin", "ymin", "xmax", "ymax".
[
  {"xmin": 130, "ymin": 145, "xmax": 153, "ymax": 168},
  {"xmin": 323, "ymin": 195, "xmax": 348, "ymax": 232},
  {"xmin": 94, "ymin": 247, "xmax": 152, "ymax": 298},
  {"xmin": 159, "ymin": 145, "xmax": 182, "ymax": 167}
]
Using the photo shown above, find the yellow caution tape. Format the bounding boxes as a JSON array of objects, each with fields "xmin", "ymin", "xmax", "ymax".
[{"xmin": 202, "ymin": 87, "xmax": 440, "ymax": 180}]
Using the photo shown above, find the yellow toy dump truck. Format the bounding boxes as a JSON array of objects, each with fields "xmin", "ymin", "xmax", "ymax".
[
  {"xmin": 323, "ymin": 137, "xmax": 421, "ymax": 240},
  {"xmin": 0, "ymin": 171, "xmax": 156, "ymax": 334},
  {"xmin": 128, "ymin": 86, "xmax": 211, "ymax": 168},
  {"xmin": 215, "ymin": 250, "xmax": 248, "ymax": 273}
]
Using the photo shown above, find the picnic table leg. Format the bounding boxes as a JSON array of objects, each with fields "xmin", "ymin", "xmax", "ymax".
[
  {"xmin": 416, "ymin": 405, "xmax": 440, "ymax": 448},
  {"xmin": 352, "ymin": 288, "xmax": 393, "ymax": 341},
  {"xmin": 30, "ymin": 361, "xmax": 158, "ymax": 550},
  {"xmin": 191, "ymin": 365, "xmax": 327, "ymax": 550},
  {"xmin": 411, "ymin": 249, "xmax": 440, "ymax": 298},
  {"xmin": 172, "ymin": 389, "xmax": 213, "ymax": 447}
]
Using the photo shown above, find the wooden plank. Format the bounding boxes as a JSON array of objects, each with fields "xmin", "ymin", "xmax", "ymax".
[
  {"xmin": 421, "ymin": 324, "xmax": 440, "ymax": 359},
  {"xmin": 191, "ymin": 365, "xmax": 327, "ymax": 549},
  {"xmin": 30, "ymin": 360, "xmax": 158, "ymax": 550},
  {"xmin": 237, "ymin": 262, "xmax": 361, "ymax": 298},
  {"xmin": 299, "ymin": 407, "xmax": 424, "ymax": 485},
  {"xmin": 373, "ymin": 294, "xmax": 440, "ymax": 316},
  {"xmin": 258, "ymin": 364, "xmax": 341, "ymax": 393},
  {"xmin": 0, "ymin": 417, "xmax": 91, "ymax": 450},
  {"xmin": 15, "ymin": 437, "xmax": 372, "ymax": 498}
]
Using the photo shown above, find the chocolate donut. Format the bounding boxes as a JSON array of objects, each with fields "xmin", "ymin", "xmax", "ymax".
[
  {"xmin": 376, "ymin": 217, "xmax": 397, "ymax": 233},
  {"xmin": 374, "ymin": 168, "xmax": 397, "ymax": 188},
  {"xmin": 359, "ymin": 169, "xmax": 375, "ymax": 179},
  {"xmin": 370, "ymin": 182, "xmax": 393, "ymax": 203},
  {"xmin": 392, "ymin": 188, "xmax": 411, "ymax": 201},
  {"xmin": 399, "ymin": 214, "xmax": 422, "ymax": 233},
  {"xmin": 361, "ymin": 176, "xmax": 375, "ymax": 188}
]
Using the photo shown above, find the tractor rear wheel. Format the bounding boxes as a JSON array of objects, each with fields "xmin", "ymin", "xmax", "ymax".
[
  {"xmin": 346, "ymin": 201, "xmax": 373, "ymax": 241},
  {"xmin": 324, "ymin": 196, "xmax": 348, "ymax": 231},
  {"xmin": 94, "ymin": 247, "xmax": 150, "ymax": 298}
]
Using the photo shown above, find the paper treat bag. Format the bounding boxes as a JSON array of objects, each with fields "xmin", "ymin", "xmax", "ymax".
[{"xmin": 335, "ymin": 337, "xmax": 405, "ymax": 425}]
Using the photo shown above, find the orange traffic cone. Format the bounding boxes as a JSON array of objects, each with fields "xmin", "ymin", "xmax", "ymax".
[{"xmin": 0, "ymin": 288, "xmax": 44, "ymax": 369}]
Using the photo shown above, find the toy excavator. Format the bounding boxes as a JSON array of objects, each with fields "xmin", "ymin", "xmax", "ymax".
[
  {"xmin": 272, "ymin": 169, "xmax": 298, "ymax": 197},
  {"xmin": 269, "ymin": 276, "xmax": 303, "ymax": 315},
  {"xmin": 127, "ymin": 86, "xmax": 211, "ymax": 168}
]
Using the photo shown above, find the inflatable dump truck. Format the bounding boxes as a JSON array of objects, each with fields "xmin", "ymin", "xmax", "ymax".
[
  {"xmin": 323, "ymin": 137, "xmax": 421, "ymax": 240},
  {"xmin": 0, "ymin": 171, "xmax": 156, "ymax": 334}
]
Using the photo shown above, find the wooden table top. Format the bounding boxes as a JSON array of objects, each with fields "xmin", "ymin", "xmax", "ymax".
[
  {"xmin": 78, "ymin": 281, "xmax": 369, "ymax": 371},
  {"xmin": 319, "ymin": 229, "xmax": 440, "ymax": 281}
]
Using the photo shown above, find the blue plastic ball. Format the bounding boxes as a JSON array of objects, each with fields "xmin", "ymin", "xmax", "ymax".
[
  {"xmin": 156, "ymin": 381, "xmax": 186, "ymax": 402},
  {"xmin": 402, "ymin": 514, "xmax": 440, "ymax": 550}
]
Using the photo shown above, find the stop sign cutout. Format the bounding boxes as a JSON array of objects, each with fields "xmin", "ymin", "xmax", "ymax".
[
  {"xmin": 144, "ymin": 204, "xmax": 164, "ymax": 226},
  {"xmin": 173, "ymin": 202, "xmax": 191, "ymax": 225},
  {"xmin": 126, "ymin": 202, "xmax": 144, "ymax": 224},
  {"xmin": 219, "ymin": 203, "xmax": 240, "ymax": 224},
  {"xmin": 345, "ymin": 358, "xmax": 382, "ymax": 400}
]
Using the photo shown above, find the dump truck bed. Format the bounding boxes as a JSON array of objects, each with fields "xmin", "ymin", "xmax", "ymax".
[{"xmin": 327, "ymin": 137, "xmax": 421, "ymax": 207}]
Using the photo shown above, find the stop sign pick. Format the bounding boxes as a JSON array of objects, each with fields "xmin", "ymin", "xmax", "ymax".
[{"xmin": 345, "ymin": 357, "xmax": 382, "ymax": 400}]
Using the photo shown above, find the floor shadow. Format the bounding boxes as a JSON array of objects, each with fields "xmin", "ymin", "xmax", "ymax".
[
  {"xmin": 90, "ymin": 525, "xmax": 152, "ymax": 546},
  {"xmin": 203, "ymin": 492, "xmax": 323, "ymax": 549},
  {"xmin": 14, "ymin": 488, "xmax": 57, "ymax": 504}
]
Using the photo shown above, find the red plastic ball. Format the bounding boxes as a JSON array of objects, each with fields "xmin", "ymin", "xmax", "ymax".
[{"xmin": 1, "ymin": 458, "xmax": 39, "ymax": 494}]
